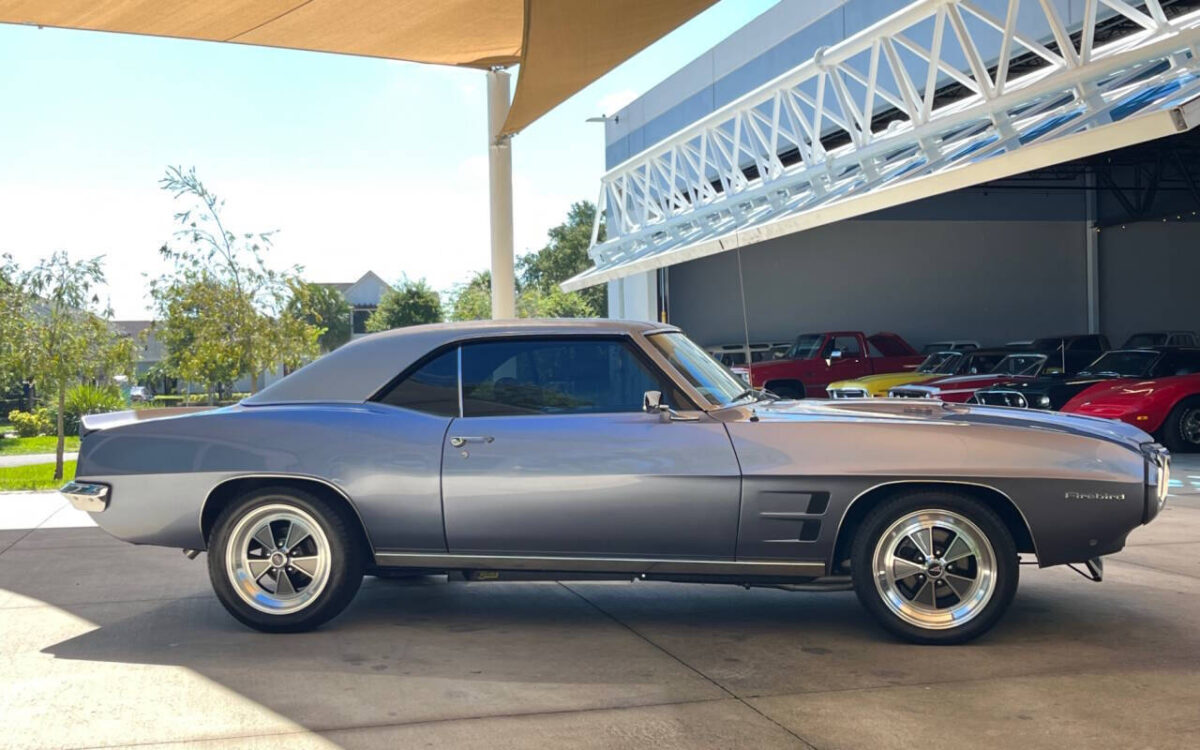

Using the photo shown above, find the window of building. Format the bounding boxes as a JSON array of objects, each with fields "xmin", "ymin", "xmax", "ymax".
[
  {"xmin": 460, "ymin": 338, "xmax": 679, "ymax": 417},
  {"xmin": 352, "ymin": 308, "xmax": 373, "ymax": 335}
]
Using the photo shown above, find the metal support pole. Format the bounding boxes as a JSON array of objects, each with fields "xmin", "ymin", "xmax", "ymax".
[
  {"xmin": 1085, "ymin": 169, "xmax": 1100, "ymax": 334},
  {"xmin": 487, "ymin": 68, "xmax": 516, "ymax": 319}
]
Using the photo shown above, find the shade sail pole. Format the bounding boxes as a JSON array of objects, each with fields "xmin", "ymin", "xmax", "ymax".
[{"xmin": 487, "ymin": 67, "xmax": 516, "ymax": 319}]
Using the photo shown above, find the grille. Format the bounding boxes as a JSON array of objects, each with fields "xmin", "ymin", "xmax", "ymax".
[
  {"xmin": 829, "ymin": 388, "xmax": 869, "ymax": 399},
  {"xmin": 975, "ymin": 390, "xmax": 1028, "ymax": 408},
  {"xmin": 890, "ymin": 389, "xmax": 933, "ymax": 399}
]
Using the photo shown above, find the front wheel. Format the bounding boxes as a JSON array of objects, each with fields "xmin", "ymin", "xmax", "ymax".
[
  {"xmin": 851, "ymin": 490, "xmax": 1018, "ymax": 644},
  {"xmin": 1160, "ymin": 397, "xmax": 1200, "ymax": 453},
  {"xmin": 207, "ymin": 486, "xmax": 365, "ymax": 632}
]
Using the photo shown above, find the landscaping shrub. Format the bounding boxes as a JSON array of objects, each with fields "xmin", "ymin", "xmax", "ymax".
[
  {"xmin": 8, "ymin": 409, "xmax": 53, "ymax": 437},
  {"xmin": 59, "ymin": 384, "xmax": 125, "ymax": 433}
]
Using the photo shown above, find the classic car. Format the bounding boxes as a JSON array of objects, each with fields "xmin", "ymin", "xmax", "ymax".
[
  {"xmin": 60, "ymin": 320, "xmax": 1169, "ymax": 645},
  {"xmin": 706, "ymin": 341, "xmax": 790, "ymax": 379},
  {"xmin": 921, "ymin": 340, "xmax": 981, "ymax": 354},
  {"xmin": 1063, "ymin": 370, "xmax": 1200, "ymax": 452},
  {"xmin": 828, "ymin": 348, "xmax": 1010, "ymax": 398},
  {"xmin": 1121, "ymin": 330, "xmax": 1198, "ymax": 348},
  {"xmin": 748, "ymin": 331, "xmax": 923, "ymax": 398},
  {"xmin": 889, "ymin": 351, "xmax": 1052, "ymax": 401},
  {"xmin": 973, "ymin": 347, "xmax": 1200, "ymax": 411},
  {"xmin": 1027, "ymin": 334, "xmax": 1111, "ymax": 374}
]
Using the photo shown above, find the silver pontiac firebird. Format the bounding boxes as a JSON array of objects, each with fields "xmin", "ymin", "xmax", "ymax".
[{"xmin": 62, "ymin": 320, "xmax": 1170, "ymax": 644}]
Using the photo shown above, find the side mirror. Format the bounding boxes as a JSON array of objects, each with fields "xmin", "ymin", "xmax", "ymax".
[
  {"xmin": 643, "ymin": 390, "xmax": 665, "ymax": 413},
  {"xmin": 643, "ymin": 390, "xmax": 698, "ymax": 422},
  {"xmin": 828, "ymin": 349, "xmax": 843, "ymax": 360}
]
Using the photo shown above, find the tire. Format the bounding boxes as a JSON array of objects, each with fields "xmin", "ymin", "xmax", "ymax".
[
  {"xmin": 207, "ymin": 486, "xmax": 366, "ymax": 633},
  {"xmin": 766, "ymin": 380, "xmax": 806, "ymax": 399},
  {"xmin": 1160, "ymin": 397, "xmax": 1200, "ymax": 453},
  {"xmin": 850, "ymin": 489, "xmax": 1018, "ymax": 645}
]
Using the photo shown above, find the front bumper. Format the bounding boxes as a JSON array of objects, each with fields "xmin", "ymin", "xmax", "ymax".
[
  {"xmin": 1143, "ymin": 443, "xmax": 1170, "ymax": 524},
  {"xmin": 60, "ymin": 481, "xmax": 109, "ymax": 513}
]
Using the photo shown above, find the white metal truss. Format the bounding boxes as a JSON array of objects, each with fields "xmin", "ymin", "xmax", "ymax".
[{"xmin": 564, "ymin": 0, "xmax": 1200, "ymax": 292}]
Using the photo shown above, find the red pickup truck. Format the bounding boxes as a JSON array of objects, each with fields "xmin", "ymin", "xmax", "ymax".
[{"xmin": 748, "ymin": 331, "xmax": 923, "ymax": 398}]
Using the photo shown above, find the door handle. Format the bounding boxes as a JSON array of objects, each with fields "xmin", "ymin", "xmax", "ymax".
[{"xmin": 449, "ymin": 436, "xmax": 494, "ymax": 448}]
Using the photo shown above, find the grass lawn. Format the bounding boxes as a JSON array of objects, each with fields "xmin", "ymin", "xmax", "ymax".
[
  {"xmin": 0, "ymin": 435, "xmax": 81, "ymax": 456},
  {"xmin": 0, "ymin": 461, "xmax": 75, "ymax": 492}
]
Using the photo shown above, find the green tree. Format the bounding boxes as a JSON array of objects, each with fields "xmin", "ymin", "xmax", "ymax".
[
  {"xmin": 151, "ymin": 167, "xmax": 320, "ymax": 399},
  {"xmin": 286, "ymin": 280, "xmax": 352, "ymax": 352},
  {"xmin": 18, "ymin": 252, "xmax": 134, "ymax": 479},
  {"xmin": 366, "ymin": 278, "xmax": 443, "ymax": 332},
  {"xmin": 0, "ymin": 254, "xmax": 24, "ymax": 391},
  {"xmin": 445, "ymin": 270, "xmax": 493, "ymax": 322},
  {"xmin": 517, "ymin": 200, "xmax": 606, "ymax": 316}
]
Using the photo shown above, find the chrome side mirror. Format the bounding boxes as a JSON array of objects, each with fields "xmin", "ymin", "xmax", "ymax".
[
  {"xmin": 643, "ymin": 390, "xmax": 664, "ymax": 413},
  {"xmin": 643, "ymin": 390, "xmax": 698, "ymax": 423},
  {"xmin": 828, "ymin": 349, "xmax": 843, "ymax": 360}
]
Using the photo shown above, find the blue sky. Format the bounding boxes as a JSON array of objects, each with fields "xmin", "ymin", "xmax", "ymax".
[{"xmin": 0, "ymin": 1, "xmax": 777, "ymax": 318}]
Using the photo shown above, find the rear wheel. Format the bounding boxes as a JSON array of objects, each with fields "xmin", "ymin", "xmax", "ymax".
[
  {"xmin": 851, "ymin": 490, "xmax": 1018, "ymax": 644},
  {"xmin": 208, "ymin": 486, "xmax": 365, "ymax": 632},
  {"xmin": 1160, "ymin": 397, "xmax": 1200, "ymax": 453}
]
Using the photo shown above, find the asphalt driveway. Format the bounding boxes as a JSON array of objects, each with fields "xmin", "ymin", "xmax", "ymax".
[{"xmin": 2, "ymin": 458, "xmax": 1199, "ymax": 749}]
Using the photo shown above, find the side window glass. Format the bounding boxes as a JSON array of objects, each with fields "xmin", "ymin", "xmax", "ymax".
[
  {"xmin": 461, "ymin": 338, "xmax": 677, "ymax": 417},
  {"xmin": 832, "ymin": 336, "xmax": 862, "ymax": 357},
  {"xmin": 375, "ymin": 348, "xmax": 459, "ymax": 417}
]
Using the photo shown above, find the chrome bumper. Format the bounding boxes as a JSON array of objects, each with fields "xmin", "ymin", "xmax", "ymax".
[{"xmin": 60, "ymin": 481, "xmax": 109, "ymax": 513}]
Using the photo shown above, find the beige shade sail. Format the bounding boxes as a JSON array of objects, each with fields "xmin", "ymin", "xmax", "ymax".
[{"xmin": 0, "ymin": 0, "xmax": 717, "ymax": 134}]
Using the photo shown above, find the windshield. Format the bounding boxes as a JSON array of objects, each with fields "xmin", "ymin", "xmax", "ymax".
[
  {"xmin": 1123, "ymin": 333, "xmax": 1166, "ymax": 348},
  {"xmin": 648, "ymin": 332, "xmax": 749, "ymax": 407},
  {"xmin": 917, "ymin": 351, "xmax": 962, "ymax": 374},
  {"xmin": 1079, "ymin": 350, "xmax": 1157, "ymax": 377},
  {"xmin": 990, "ymin": 354, "xmax": 1046, "ymax": 376},
  {"xmin": 785, "ymin": 334, "xmax": 825, "ymax": 360}
]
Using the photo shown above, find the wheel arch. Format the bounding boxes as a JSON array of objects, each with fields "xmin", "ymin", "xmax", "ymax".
[
  {"xmin": 764, "ymin": 379, "xmax": 806, "ymax": 399},
  {"xmin": 200, "ymin": 474, "xmax": 374, "ymax": 554},
  {"xmin": 831, "ymin": 480, "xmax": 1036, "ymax": 572}
]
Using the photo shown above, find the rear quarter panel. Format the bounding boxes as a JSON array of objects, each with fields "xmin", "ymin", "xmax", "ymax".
[{"xmin": 76, "ymin": 403, "xmax": 448, "ymax": 552}]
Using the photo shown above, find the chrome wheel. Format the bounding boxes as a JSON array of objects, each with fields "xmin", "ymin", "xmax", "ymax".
[
  {"xmin": 225, "ymin": 503, "xmax": 331, "ymax": 615},
  {"xmin": 871, "ymin": 509, "xmax": 997, "ymax": 630},
  {"xmin": 1182, "ymin": 408, "xmax": 1200, "ymax": 446}
]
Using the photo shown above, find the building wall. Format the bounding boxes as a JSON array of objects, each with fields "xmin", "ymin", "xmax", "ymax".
[
  {"xmin": 668, "ymin": 218, "xmax": 1091, "ymax": 349},
  {"xmin": 1099, "ymin": 222, "xmax": 1200, "ymax": 346}
]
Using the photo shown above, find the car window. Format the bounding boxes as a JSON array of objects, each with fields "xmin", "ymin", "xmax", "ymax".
[
  {"xmin": 1080, "ymin": 350, "xmax": 1157, "ymax": 377},
  {"xmin": 827, "ymin": 336, "xmax": 862, "ymax": 358},
  {"xmin": 375, "ymin": 348, "xmax": 460, "ymax": 417},
  {"xmin": 786, "ymin": 334, "xmax": 825, "ymax": 359},
  {"xmin": 648, "ymin": 332, "xmax": 748, "ymax": 407},
  {"xmin": 1069, "ymin": 336, "xmax": 1104, "ymax": 351},
  {"xmin": 991, "ymin": 354, "xmax": 1046, "ymax": 376},
  {"xmin": 460, "ymin": 338, "xmax": 680, "ymax": 417},
  {"xmin": 963, "ymin": 352, "xmax": 1005, "ymax": 375},
  {"xmin": 1158, "ymin": 350, "xmax": 1200, "ymax": 376},
  {"xmin": 917, "ymin": 352, "xmax": 960, "ymax": 374}
]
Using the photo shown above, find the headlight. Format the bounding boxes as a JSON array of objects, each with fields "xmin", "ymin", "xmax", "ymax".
[{"xmin": 1037, "ymin": 395, "xmax": 1052, "ymax": 408}]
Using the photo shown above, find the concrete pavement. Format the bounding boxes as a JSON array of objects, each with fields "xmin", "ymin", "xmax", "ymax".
[
  {"xmin": 1, "ymin": 457, "xmax": 1198, "ymax": 749},
  {"xmin": 0, "ymin": 452, "xmax": 78, "ymax": 468}
]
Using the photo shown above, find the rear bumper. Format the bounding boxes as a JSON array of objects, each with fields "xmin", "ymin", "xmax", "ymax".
[{"xmin": 60, "ymin": 481, "xmax": 110, "ymax": 513}]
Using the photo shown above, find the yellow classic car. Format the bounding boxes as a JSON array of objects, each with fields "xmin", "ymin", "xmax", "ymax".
[{"xmin": 827, "ymin": 349, "xmax": 1009, "ymax": 397}]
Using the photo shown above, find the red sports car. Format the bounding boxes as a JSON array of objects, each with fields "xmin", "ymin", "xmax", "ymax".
[
  {"xmin": 1062, "ymin": 372, "xmax": 1200, "ymax": 452},
  {"xmin": 887, "ymin": 352, "xmax": 1051, "ymax": 402}
]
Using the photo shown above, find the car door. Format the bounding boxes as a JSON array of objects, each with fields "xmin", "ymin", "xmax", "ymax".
[
  {"xmin": 441, "ymin": 336, "xmax": 742, "ymax": 559},
  {"xmin": 822, "ymin": 335, "xmax": 870, "ymax": 384}
]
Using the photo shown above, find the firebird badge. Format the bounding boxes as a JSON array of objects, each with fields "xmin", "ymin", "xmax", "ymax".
[{"xmin": 1065, "ymin": 491, "xmax": 1126, "ymax": 501}]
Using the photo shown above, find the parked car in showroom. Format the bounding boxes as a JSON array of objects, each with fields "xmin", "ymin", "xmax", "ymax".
[
  {"xmin": 889, "ymin": 351, "xmax": 1051, "ymax": 401},
  {"xmin": 1121, "ymin": 330, "xmax": 1197, "ymax": 348},
  {"xmin": 706, "ymin": 341, "xmax": 790, "ymax": 379},
  {"xmin": 974, "ymin": 347, "xmax": 1200, "ymax": 410},
  {"xmin": 748, "ymin": 331, "xmax": 923, "ymax": 398},
  {"xmin": 61, "ymin": 320, "xmax": 1169, "ymax": 645},
  {"xmin": 920, "ymin": 340, "xmax": 980, "ymax": 354},
  {"xmin": 890, "ymin": 336, "xmax": 1106, "ymax": 401},
  {"xmin": 1063, "ymin": 370, "xmax": 1200, "ymax": 452},
  {"xmin": 828, "ymin": 348, "xmax": 1010, "ymax": 398}
]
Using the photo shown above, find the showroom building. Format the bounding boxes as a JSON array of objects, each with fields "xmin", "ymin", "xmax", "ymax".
[{"xmin": 575, "ymin": 0, "xmax": 1200, "ymax": 351}]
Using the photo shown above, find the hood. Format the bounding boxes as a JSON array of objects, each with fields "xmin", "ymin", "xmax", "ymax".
[
  {"xmin": 829, "ymin": 372, "xmax": 937, "ymax": 389},
  {"xmin": 739, "ymin": 397, "xmax": 1152, "ymax": 452}
]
